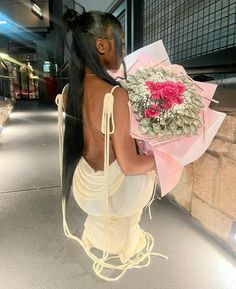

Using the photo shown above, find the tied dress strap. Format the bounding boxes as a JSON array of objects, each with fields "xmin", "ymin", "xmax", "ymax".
[
  {"xmin": 95, "ymin": 85, "xmax": 118, "ymax": 275},
  {"xmin": 56, "ymin": 85, "xmax": 121, "ymax": 279},
  {"xmin": 55, "ymin": 84, "xmax": 68, "ymax": 184},
  {"xmin": 56, "ymin": 85, "xmax": 167, "ymax": 282},
  {"xmin": 97, "ymin": 85, "xmax": 167, "ymax": 280}
]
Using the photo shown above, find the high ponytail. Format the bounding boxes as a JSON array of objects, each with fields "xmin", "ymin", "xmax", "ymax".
[{"xmin": 62, "ymin": 8, "xmax": 123, "ymax": 201}]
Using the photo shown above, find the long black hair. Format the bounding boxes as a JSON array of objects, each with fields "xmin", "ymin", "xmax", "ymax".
[{"xmin": 62, "ymin": 8, "xmax": 124, "ymax": 201}]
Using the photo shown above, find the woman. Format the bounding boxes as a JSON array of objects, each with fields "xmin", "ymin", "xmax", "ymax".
[{"xmin": 58, "ymin": 7, "xmax": 167, "ymax": 281}]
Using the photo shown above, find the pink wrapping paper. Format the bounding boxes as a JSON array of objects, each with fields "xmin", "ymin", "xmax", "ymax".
[
  {"xmin": 110, "ymin": 40, "xmax": 226, "ymax": 196},
  {"xmin": 129, "ymin": 104, "xmax": 225, "ymax": 196}
]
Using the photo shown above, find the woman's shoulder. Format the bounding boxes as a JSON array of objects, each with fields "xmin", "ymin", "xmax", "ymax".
[
  {"xmin": 99, "ymin": 84, "xmax": 129, "ymax": 110},
  {"xmin": 85, "ymin": 77, "xmax": 128, "ymax": 104},
  {"xmin": 111, "ymin": 85, "xmax": 129, "ymax": 105},
  {"xmin": 99, "ymin": 79, "xmax": 128, "ymax": 97}
]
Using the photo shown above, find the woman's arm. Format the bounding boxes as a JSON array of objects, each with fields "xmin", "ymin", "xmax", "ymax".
[{"xmin": 111, "ymin": 87, "xmax": 156, "ymax": 175}]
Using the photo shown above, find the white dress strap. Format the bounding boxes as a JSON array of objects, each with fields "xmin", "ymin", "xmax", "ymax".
[
  {"xmin": 55, "ymin": 84, "xmax": 68, "ymax": 184},
  {"xmin": 101, "ymin": 85, "xmax": 119, "ymax": 135},
  {"xmin": 100, "ymin": 85, "xmax": 119, "ymax": 263},
  {"xmin": 110, "ymin": 85, "xmax": 119, "ymax": 95},
  {"xmin": 56, "ymin": 84, "xmax": 167, "ymax": 282}
]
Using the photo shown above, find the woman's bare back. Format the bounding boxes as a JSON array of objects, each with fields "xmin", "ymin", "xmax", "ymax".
[
  {"xmin": 82, "ymin": 74, "xmax": 156, "ymax": 175},
  {"xmin": 62, "ymin": 74, "xmax": 155, "ymax": 175},
  {"xmin": 82, "ymin": 75, "xmax": 116, "ymax": 171}
]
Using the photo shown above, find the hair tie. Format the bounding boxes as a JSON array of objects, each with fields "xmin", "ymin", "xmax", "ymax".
[{"xmin": 63, "ymin": 6, "xmax": 86, "ymax": 31}]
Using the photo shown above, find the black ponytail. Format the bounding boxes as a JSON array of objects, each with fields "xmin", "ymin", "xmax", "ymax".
[{"xmin": 62, "ymin": 8, "xmax": 123, "ymax": 202}]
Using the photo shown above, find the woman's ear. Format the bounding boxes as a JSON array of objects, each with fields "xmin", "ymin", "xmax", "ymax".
[{"xmin": 96, "ymin": 38, "xmax": 106, "ymax": 54}]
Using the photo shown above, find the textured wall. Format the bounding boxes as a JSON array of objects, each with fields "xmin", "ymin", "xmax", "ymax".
[{"xmin": 170, "ymin": 112, "xmax": 236, "ymax": 254}]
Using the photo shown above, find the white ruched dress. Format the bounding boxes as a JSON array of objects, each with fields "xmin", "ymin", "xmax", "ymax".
[{"xmin": 56, "ymin": 85, "xmax": 167, "ymax": 282}]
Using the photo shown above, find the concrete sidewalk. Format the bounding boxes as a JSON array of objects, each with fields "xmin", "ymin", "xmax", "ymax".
[{"xmin": 0, "ymin": 101, "xmax": 236, "ymax": 289}]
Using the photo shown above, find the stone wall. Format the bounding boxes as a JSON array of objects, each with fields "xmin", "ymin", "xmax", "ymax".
[{"xmin": 170, "ymin": 112, "xmax": 236, "ymax": 255}]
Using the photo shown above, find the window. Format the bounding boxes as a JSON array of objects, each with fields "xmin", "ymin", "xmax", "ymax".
[{"xmin": 142, "ymin": 0, "xmax": 236, "ymax": 62}]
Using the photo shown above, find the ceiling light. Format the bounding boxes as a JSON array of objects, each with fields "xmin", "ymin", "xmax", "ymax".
[
  {"xmin": 31, "ymin": 1, "xmax": 43, "ymax": 19},
  {"xmin": 0, "ymin": 20, "xmax": 7, "ymax": 24}
]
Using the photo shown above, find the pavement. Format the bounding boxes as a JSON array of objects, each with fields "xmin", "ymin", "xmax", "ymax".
[{"xmin": 0, "ymin": 100, "xmax": 236, "ymax": 289}]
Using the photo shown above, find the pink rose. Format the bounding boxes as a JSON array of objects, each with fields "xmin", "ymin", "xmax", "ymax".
[
  {"xmin": 146, "ymin": 80, "xmax": 185, "ymax": 107},
  {"xmin": 175, "ymin": 95, "xmax": 184, "ymax": 104},
  {"xmin": 151, "ymin": 91, "xmax": 160, "ymax": 99},
  {"xmin": 146, "ymin": 81, "xmax": 156, "ymax": 91},
  {"xmin": 144, "ymin": 104, "xmax": 160, "ymax": 118},
  {"xmin": 161, "ymin": 81, "xmax": 179, "ymax": 99},
  {"xmin": 146, "ymin": 81, "xmax": 160, "ymax": 99},
  {"xmin": 176, "ymin": 81, "xmax": 186, "ymax": 93},
  {"xmin": 149, "ymin": 104, "xmax": 159, "ymax": 111},
  {"xmin": 144, "ymin": 109, "xmax": 159, "ymax": 118},
  {"xmin": 155, "ymin": 82, "xmax": 164, "ymax": 90}
]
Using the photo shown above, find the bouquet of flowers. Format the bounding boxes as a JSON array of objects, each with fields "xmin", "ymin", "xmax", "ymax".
[
  {"xmin": 109, "ymin": 40, "xmax": 226, "ymax": 196},
  {"xmin": 127, "ymin": 66, "xmax": 204, "ymax": 140}
]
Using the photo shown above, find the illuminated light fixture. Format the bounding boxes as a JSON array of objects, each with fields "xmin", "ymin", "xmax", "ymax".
[
  {"xmin": 0, "ymin": 20, "xmax": 7, "ymax": 24},
  {"xmin": 31, "ymin": 1, "xmax": 43, "ymax": 19}
]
